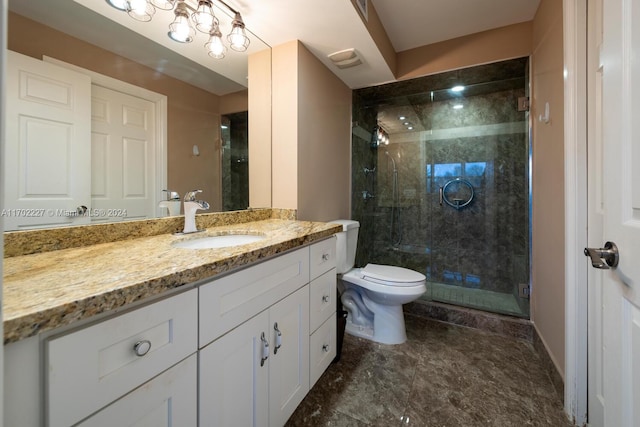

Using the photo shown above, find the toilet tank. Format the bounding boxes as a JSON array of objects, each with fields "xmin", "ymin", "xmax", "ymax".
[{"xmin": 330, "ymin": 220, "xmax": 360, "ymax": 274}]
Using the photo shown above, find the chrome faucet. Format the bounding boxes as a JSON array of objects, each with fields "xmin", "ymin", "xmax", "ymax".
[{"xmin": 183, "ymin": 190, "xmax": 210, "ymax": 234}]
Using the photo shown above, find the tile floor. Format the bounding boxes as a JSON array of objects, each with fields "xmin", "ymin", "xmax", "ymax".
[{"xmin": 286, "ymin": 314, "xmax": 573, "ymax": 427}]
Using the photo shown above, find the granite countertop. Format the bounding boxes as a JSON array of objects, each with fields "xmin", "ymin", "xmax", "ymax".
[{"xmin": 3, "ymin": 219, "xmax": 342, "ymax": 344}]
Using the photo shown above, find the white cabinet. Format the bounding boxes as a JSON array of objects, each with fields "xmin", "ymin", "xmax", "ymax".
[
  {"xmin": 5, "ymin": 238, "xmax": 337, "ymax": 427},
  {"xmin": 199, "ymin": 286, "xmax": 310, "ymax": 427},
  {"xmin": 199, "ymin": 238, "xmax": 337, "ymax": 426},
  {"xmin": 46, "ymin": 289, "xmax": 198, "ymax": 427}
]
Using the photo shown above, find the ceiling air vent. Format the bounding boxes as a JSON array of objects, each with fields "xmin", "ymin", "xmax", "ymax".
[{"xmin": 328, "ymin": 48, "xmax": 362, "ymax": 69}]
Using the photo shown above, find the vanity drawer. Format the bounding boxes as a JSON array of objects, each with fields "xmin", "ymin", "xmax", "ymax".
[
  {"xmin": 310, "ymin": 236, "xmax": 336, "ymax": 280},
  {"xmin": 199, "ymin": 246, "xmax": 310, "ymax": 346},
  {"xmin": 46, "ymin": 289, "xmax": 198, "ymax": 427},
  {"xmin": 309, "ymin": 312, "xmax": 337, "ymax": 388},
  {"xmin": 76, "ymin": 354, "xmax": 197, "ymax": 427},
  {"xmin": 309, "ymin": 268, "xmax": 337, "ymax": 333}
]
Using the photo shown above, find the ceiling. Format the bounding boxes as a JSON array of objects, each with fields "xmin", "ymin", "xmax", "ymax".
[
  {"xmin": 245, "ymin": 0, "xmax": 541, "ymax": 89},
  {"xmin": 9, "ymin": 0, "xmax": 541, "ymax": 93}
]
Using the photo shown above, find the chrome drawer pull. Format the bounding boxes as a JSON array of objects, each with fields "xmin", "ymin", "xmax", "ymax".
[
  {"xmin": 322, "ymin": 253, "xmax": 330, "ymax": 261},
  {"xmin": 322, "ymin": 344, "xmax": 330, "ymax": 353},
  {"xmin": 273, "ymin": 323, "xmax": 282, "ymax": 354},
  {"xmin": 260, "ymin": 332, "xmax": 269, "ymax": 367},
  {"xmin": 133, "ymin": 340, "xmax": 152, "ymax": 357},
  {"xmin": 322, "ymin": 295, "xmax": 330, "ymax": 303}
]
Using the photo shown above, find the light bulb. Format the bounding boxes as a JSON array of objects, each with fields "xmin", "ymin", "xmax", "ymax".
[
  {"xmin": 206, "ymin": 29, "xmax": 226, "ymax": 59},
  {"xmin": 193, "ymin": 0, "xmax": 215, "ymax": 33},
  {"xmin": 168, "ymin": 4, "xmax": 195, "ymax": 43},
  {"xmin": 227, "ymin": 12, "xmax": 249, "ymax": 51}
]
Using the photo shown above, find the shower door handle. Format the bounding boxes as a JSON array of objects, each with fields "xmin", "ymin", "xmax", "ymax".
[
  {"xmin": 584, "ymin": 241, "xmax": 619, "ymax": 269},
  {"xmin": 439, "ymin": 187, "xmax": 443, "ymax": 206}
]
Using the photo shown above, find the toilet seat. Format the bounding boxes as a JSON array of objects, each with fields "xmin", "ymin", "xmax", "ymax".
[
  {"xmin": 341, "ymin": 264, "xmax": 426, "ymax": 296},
  {"xmin": 360, "ymin": 263, "xmax": 425, "ymax": 286}
]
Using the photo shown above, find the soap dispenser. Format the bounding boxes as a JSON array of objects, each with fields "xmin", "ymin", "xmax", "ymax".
[{"xmin": 158, "ymin": 189, "xmax": 181, "ymax": 217}]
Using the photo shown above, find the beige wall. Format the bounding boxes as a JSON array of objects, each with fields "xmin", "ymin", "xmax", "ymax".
[
  {"xmin": 271, "ymin": 41, "xmax": 352, "ymax": 221},
  {"xmin": 531, "ymin": 0, "xmax": 566, "ymax": 378},
  {"xmin": 220, "ymin": 90, "xmax": 248, "ymax": 115},
  {"xmin": 8, "ymin": 12, "xmax": 224, "ymax": 210},
  {"xmin": 396, "ymin": 22, "xmax": 533, "ymax": 80},
  {"xmin": 248, "ymin": 49, "xmax": 273, "ymax": 209},
  {"xmin": 297, "ymin": 43, "xmax": 352, "ymax": 221},
  {"xmin": 272, "ymin": 41, "xmax": 300, "ymax": 210}
]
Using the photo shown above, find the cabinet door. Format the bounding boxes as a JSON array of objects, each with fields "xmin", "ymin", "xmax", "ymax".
[
  {"xmin": 200, "ymin": 311, "xmax": 270, "ymax": 427},
  {"xmin": 76, "ymin": 354, "xmax": 197, "ymax": 427},
  {"xmin": 269, "ymin": 286, "xmax": 310, "ymax": 427}
]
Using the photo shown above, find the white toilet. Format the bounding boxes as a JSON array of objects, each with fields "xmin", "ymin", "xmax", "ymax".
[{"xmin": 332, "ymin": 219, "xmax": 426, "ymax": 345}]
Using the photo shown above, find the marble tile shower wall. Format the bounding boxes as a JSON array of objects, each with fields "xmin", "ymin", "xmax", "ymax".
[
  {"xmin": 352, "ymin": 59, "xmax": 530, "ymax": 298},
  {"xmin": 222, "ymin": 112, "xmax": 249, "ymax": 211},
  {"xmin": 351, "ymin": 91, "xmax": 380, "ymax": 267}
]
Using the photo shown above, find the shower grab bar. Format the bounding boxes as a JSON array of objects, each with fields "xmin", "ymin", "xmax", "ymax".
[{"xmin": 440, "ymin": 178, "xmax": 474, "ymax": 210}]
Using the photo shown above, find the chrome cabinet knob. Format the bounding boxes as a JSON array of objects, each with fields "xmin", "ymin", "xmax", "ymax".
[{"xmin": 133, "ymin": 340, "xmax": 152, "ymax": 357}]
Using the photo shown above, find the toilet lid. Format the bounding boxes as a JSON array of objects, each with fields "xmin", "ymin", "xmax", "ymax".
[{"xmin": 361, "ymin": 264, "xmax": 426, "ymax": 284}]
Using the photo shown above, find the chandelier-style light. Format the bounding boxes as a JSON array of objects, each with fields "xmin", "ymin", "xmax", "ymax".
[{"xmin": 106, "ymin": 0, "xmax": 250, "ymax": 59}]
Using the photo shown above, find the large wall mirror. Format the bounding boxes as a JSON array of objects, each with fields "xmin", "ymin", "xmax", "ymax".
[{"xmin": 5, "ymin": 0, "xmax": 271, "ymax": 231}]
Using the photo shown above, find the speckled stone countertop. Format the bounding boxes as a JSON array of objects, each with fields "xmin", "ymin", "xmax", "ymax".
[{"xmin": 3, "ymin": 218, "xmax": 342, "ymax": 344}]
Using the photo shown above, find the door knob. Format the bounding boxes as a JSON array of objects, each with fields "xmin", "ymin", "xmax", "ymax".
[{"xmin": 584, "ymin": 241, "xmax": 619, "ymax": 269}]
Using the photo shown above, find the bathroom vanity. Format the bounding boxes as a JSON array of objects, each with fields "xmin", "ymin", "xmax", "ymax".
[{"xmin": 3, "ymin": 212, "xmax": 340, "ymax": 426}]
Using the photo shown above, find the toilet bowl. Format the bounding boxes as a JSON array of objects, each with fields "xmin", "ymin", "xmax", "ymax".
[{"xmin": 331, "ymin": 220, "xmax": 426, "ymax": 345}]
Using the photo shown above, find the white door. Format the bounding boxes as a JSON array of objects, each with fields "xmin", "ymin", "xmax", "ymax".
[
  {"xmin": 4, "ymin": 51, "xmax": 91, "ymax": 230},
  {"xmin": 588, "ymin": 0, "xmax": 640, "ymax": 425},
  {"xmin": 91, "ymin": 85, "xmax": 156, "ymax": 222},
  {"xmin": 587, "ymin": 0, "xmax": 606, "ymax": 423}
]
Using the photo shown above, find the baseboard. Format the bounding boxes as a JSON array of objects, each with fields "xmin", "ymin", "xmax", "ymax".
[{"xmin": 532, "ymin": 322, "xmax": 565, "ymax": 397}]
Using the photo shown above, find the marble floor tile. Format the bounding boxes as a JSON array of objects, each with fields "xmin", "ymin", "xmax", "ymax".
[{"xmin": 286, "ymin": 314, "xmax": 573, "ymax": 427}]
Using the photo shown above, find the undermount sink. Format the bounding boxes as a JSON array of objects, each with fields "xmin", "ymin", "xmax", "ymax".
[{"xmin": 172, "ymin": 234, "xmax": 266, "ymax": 249}]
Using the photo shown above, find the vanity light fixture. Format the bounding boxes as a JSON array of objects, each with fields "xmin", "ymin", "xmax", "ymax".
[
  {"xmin": 451, "ymin": 85, "xmax": 465, "ymax": 92},
  {"xmin": 371, "ymin": 125, "xmax": 389, "ymax": 147},
  {"xmin": 106, "ymin": 0, "xmax": 250, "ymax": 58}
]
